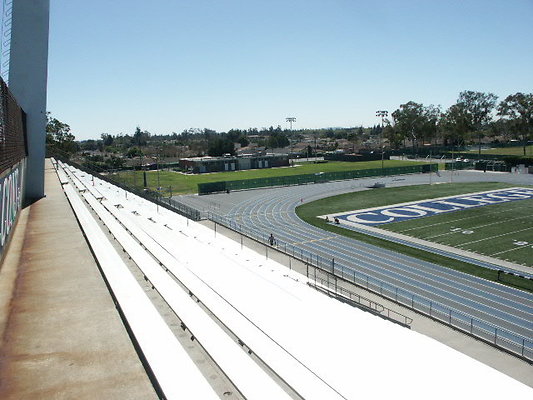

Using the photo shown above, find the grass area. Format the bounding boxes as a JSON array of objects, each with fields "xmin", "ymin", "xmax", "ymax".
[
  {"xmin": 464, "ymin": 144, "xmax": 533, "ymax": 156},
  {"xmin": 296, "ymin": 182, "xmax": 533, "ymax": 292},
  {"xmin": 383, "ymin": 198, "xmax": 533, "ymax": 267},
  {"xmin": 112, "ymin": 159, "xmax": 424, "ymax": 195}
]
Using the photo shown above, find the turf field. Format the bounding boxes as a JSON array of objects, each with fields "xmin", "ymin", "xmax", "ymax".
[
  {"xmin": 296, "ymin": 182, "xmax": 533, "ymax": 287},
  {"xmin": 113, "ymin": 159, "xmax": 424, "ymax": 195},
  {"xmin": 382, "ymin": 193, "xmax": 533, "ymax": 268}
]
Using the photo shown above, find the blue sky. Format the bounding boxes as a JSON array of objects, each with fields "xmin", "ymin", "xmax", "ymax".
[{"xmin": 41, "ymin": 0, "xmax": 533, "ymax": 140}]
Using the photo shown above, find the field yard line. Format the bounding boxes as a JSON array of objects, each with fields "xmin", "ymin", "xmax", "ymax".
[
  {"xmin": 457, "ymin": 226, "xmax": 533, "ymax": 247},
  {"xmin": 396, "ymin": 204, "xmax": 524, "ymax": 233},
  {"xmin": 423, "ymin": 215, "xmax": 532, "ymax": 240},
  {"xmin": 490, "ymin": 244, "xmax": 532, "ymax": 257}
]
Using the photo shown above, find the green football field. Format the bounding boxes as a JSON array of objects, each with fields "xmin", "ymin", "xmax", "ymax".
[
  {"xmin": 382, "ymin": 196, "xmax": 533, "ymax": 268},
  {"xmin": 297, "ymin": 182, "xmax": 533, "ymax": 269}
]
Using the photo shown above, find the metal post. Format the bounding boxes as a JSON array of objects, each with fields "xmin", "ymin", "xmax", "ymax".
[
  {"xmin": 470, "ymin": 318, "xmax": 473, "ymax": 334},
  {"xmin": 429, "ymin": 150, "xmax": 432, "ymax": 184}
]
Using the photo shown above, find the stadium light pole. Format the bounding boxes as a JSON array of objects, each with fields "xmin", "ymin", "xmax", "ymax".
[
  {"xmin": 376, "ymin": 110, "xmax": 388, "ymax": 174},
  {"xmin": 286, "ymin": 117, "xmax": 296, "ymax": 130},
  {"xmin": 286, "ymin": 117, "xmax": 296, "ymax": 162}
]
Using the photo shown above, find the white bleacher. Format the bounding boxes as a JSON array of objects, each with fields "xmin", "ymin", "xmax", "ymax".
[
  {"xmin": 59, "ymin": 162, "xmax": 105, "ymax": 200},
  {"xmin": 79, "ymin": 188, "xmax": 294, "ymax": 400},
  {"xmin": 75, "ymin": 171, "xmax": 346, "ymax": 399},
  {"xmin": 54, "ymin": 163, "xmax": 70, "ymax": 185},
  {"xmin": 59, "ymin": 174, "xmax": 219, "ymax": 400},
  {"xmin": 66, "ymin": 165, "xmax": 533, "ymax": 399}
]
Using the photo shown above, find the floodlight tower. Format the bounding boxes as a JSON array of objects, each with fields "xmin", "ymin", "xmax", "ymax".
[
  {"xmin": 286, "ymin": 117, "xmax": 296, "ymax": 130},
  {"xmin": 286, "ymin": 117, "xmax": 296, "ymax": 160},
  {"xmin": 376, "ymin": 110, "xmax": 388, "ymax": 173}
]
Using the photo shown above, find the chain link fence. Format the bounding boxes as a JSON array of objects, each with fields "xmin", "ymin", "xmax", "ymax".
[
  {"xmin": 0, "ymin": 77, "xmax": 26, "ymax": 175},
  {"xmin": 198, "ymin": 164, "xmax": 438, "ymax": 194}
]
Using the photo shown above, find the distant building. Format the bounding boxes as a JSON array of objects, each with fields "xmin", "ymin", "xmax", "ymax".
[{"xmin": 179, "ymin": 153, "xmax": 289, "ymax": 174}]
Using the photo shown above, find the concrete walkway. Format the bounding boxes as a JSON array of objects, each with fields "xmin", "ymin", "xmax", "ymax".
[{"xmin": 0, "ymin": 160, "xmax": 156, "ymax": 399}]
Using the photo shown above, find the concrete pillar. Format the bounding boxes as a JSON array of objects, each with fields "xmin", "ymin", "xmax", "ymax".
[{"xmin": 8, "ymin": 0, "xmax": 50, "ymax": 201}]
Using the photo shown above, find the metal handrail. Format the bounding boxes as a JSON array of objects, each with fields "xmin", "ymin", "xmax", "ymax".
[{"xmin": 308, "ymin": 275, "xmax": 413, "ymax": 327}]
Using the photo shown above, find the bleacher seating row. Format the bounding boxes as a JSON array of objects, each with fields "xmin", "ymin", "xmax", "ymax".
[
  {"xmin": 54, "ymin": 160, "xmax": 346, "ymax": 400},
  {"xmin": 57, "ymin": 172, "xmax": 220, "ymax": 400}
]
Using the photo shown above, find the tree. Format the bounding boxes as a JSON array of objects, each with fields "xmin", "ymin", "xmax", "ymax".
[
  {"xmin": 440, "ymin": 103, "xmax": 470, "ymax": 147},
  {"xmin": 457, "ymin": 90, "xmax": 498, "ymax": 154},
  {"xmin": 207, "ymin": 137, "xmax": 234, "ymax": 156},
  {"xmin": 267, "ymin": 130, "xmax": 290, "ymax": 148},
  {"xmin": 131, "ymin": 126, "xmax": 150, "ymax": 146},
  {"xmin": 237, "ymin": 136, "xmax": 249, "ymax": 147},
  {"xmin": 105, "ymin": 155, "xmax": 125, "ymax": 170},
  {"xmin": 497, "ymin": 92, "xmax": 533, "ymax": 156},
  {"xmin": 101, "ymin": 133, "xmax": 114, "ymax": 146},
  {"xmin": 383, "ymin": 124, "xmax": 403, "ymax": 149},
  {"xmin": 391, "ymin": 101, "xmax": 426, "ymax": 152},
  {"xmin": 46, "ymin": 113, "xmax": 78, "ymax": 154},
  {"xmin": 125, "ymin": 147, "xmax": 144, "ymax": 158},
  {"xmin": 422, "ymin": 104, "xmax": 441, "ymax": 145}
]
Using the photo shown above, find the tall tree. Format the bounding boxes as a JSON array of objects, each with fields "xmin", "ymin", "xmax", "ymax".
[
  {"xmin": 131, "ymin": 126, "xmax": 150, "ymax": 146},
  {"xmin": 440, "ymin": 103, "xmax": 470, "ymax": 147},
  {"xmin": 391, "ymin": 101, "xmax": 426, "ymax": 152},
  {"xmin": 457, "ymin": 90, "xmax": 498, "ymax": 154},
  {"xmin": 46, "ymin": 113, "xmax": 77, "ymax": 154},
  {"xmin": 497, "ymin": 92, "xmax": 533, "ymax": 156},
  {"xmin": 422, "ymin": 104, "xmax": 441, "ymax": 145}
]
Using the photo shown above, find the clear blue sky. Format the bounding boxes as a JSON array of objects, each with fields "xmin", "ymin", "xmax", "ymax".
[{"xmin": 42, "ymin": 0, "xmax": 533, "ymax": 140}]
